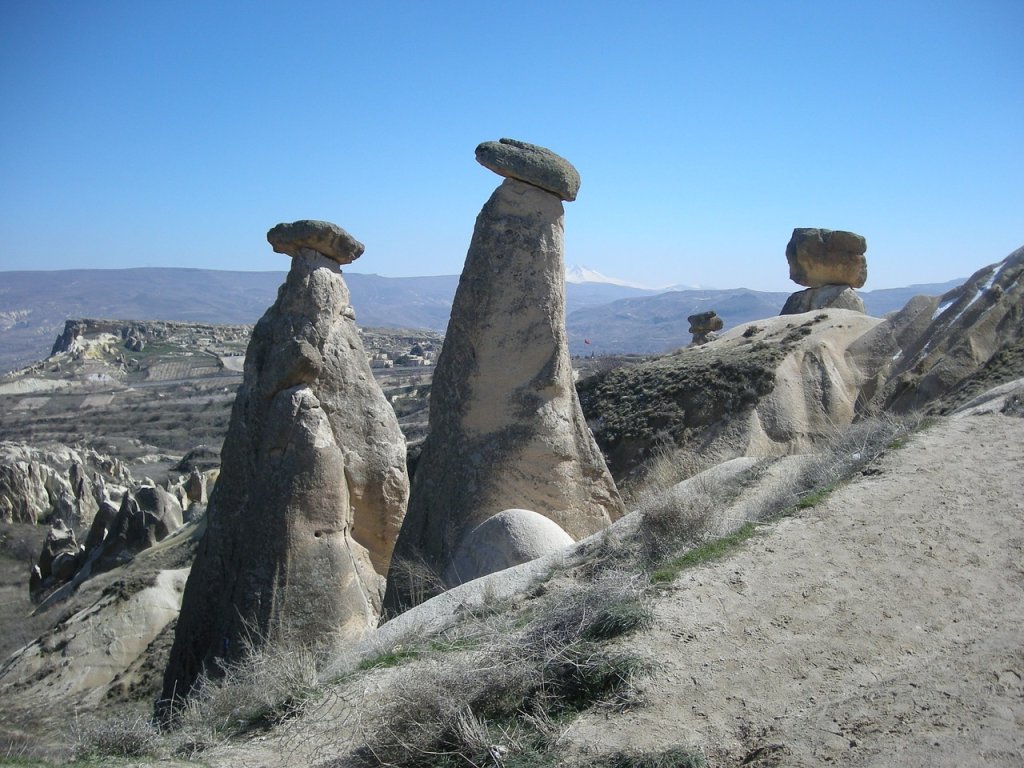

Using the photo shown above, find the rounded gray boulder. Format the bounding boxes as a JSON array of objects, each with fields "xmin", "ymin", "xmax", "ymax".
[{"xmin": 444, "ymin": 508, "xmax": 574, "ymax": 586}]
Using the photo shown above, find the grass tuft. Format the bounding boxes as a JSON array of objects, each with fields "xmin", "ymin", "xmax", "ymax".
[
  {"xmin": 356, "ymin": 647, "xmax": 420, "ymax": 671},
  {"xmin": 650, "ymin": 522, "xmax": 759, "ymax": 584}
]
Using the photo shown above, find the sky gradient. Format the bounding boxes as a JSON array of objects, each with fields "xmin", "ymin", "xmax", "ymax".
[{"xmin": 1, "ymin": 1, "xmax": 1021, "ymax": 291}]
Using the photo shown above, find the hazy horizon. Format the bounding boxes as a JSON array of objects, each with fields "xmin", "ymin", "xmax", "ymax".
[{"xmin": 0, "ymin": 261, "xmax": 973, "ymax": 295}]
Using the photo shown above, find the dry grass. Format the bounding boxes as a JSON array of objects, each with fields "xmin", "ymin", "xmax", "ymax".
[
  {"xmin": 73, "ymin": 711, "xmax": 160, "ymax": 759},
  {"xmin": 350, "ymin": 573, "xmax": 654, "ymax": 767},
  {"xmin": 169, "ymin": 641, "xmax": 321, "ymax": 756}
]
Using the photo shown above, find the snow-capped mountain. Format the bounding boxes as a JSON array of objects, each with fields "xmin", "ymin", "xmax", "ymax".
[{"xmin": 564, "ymin": 264, "xmax": 654, "ymax": 289}]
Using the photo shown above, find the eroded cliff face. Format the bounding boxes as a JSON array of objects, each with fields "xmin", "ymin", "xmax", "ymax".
[
  {"xmin": 879, "ymin": 246, "xmax": 1024, "ymax": 414},
  {"xmin": 161, "ymin": 242, "xmax": 409, "ymax": 710},
  {"xmin": 384, "ymin": 167, "xmax": 623, "ymax": 616}
]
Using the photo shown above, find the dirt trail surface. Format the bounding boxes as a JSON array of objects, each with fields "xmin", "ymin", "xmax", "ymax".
[{"xmin": 569, "ymin": 409, "xmax": 1024, "ymax": 766}]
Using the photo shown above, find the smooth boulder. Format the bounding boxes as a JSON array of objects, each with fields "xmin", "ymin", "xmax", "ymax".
[{"xmin": 444, "ymin": 508, "xmax": 574, "ymax": 585}]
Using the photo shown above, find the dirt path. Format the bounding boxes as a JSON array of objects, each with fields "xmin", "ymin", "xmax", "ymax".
[{"xmin": 569, "ymin": 409, "xmax": 1024, "ymax": 766}]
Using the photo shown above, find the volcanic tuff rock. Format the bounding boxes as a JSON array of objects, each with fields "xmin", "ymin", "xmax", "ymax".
[
  {"xmin": 781, "ymin": 284, "xmax": 866, "ymax": 315},
  {"xmin": 579, "ymin": 310, "xmax": 887, "ymax": 480},
  {"xmin": 443, "ymin": 508, "xmax": 574, "ymax": 586},
  {"xmin": 161, "ymin": 225, "xmax": 409, "ymax": 709},
  {"xmin": 475, "ymin": 138, "xmax": 582, "ymax": 201},
  {"xmin": 688, "ymin": 310, "xmax": 724, "ymax": 345},
  {"xmin": 0, "ymin": 441, "xmax": 132, "ymax": 527},
  {"xmin": 266, "ymin": 219, "xmax": 365, "ymax": 264},
  {"xmin": 878, "ymin": 245, "xmax": 1024, "ymax": 413},
  {"xmin": 29, "ymin": 520, "xmax": 82, "ymax": 603},
  {"xmin": 384, "ymin": 143, "xmax": 623, "ymax": 616},
  {"xmin": 786, "ymin": 228, "xmax": 868, "ymax": 289}
]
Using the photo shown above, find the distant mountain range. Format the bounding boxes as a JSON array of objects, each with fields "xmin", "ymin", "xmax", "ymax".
[{"xmin": 0, "ymin": 267, "xmax": 963, "ymax": 371}]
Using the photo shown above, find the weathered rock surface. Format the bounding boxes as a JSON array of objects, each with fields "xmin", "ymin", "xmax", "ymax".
[
  {"xmin": 580, "ymin": 310, "xmax": 887, "ymax": 479},
  {"xmin": 879, "ymin": 245, "xmax": 1024, "ymax": 413},
  {"xmin": 780, "ymin": 284, "xmax": 866, "ymax": 315},
  {"xmin": 266, "ymin": 219, "xmax": 365, "ymax": 264},
  {"xmin": 29, "ymin": 520, "xmax": 82, "ymax": 603},
  {"xmin": 475, "ymin": 138, "xmax": 581, "ymax": 201},
  {"xmin": 3, "ymin": 566, "xmax": 191, "ymax": 707},
  {"xmin": 384, "ymin": 156, "xmax": 623, "ymax": 616},
  {"xmin": 161, "ymin": 239, "xmax": 409, "ymax": 709},
  {"xmin": 0, "ymin": 442, "xmax": 132, "ymax": 527},
  {"xmin": 787, "ymin": 228, "xmax": 868, "ymax": 288},
  {"xmin": 444, "ymin": 508, "xmax": 574, "ymax": 585},
  {"xmin": 688, "ymin": 310, "xmax": 724, "ymax": 345},
  {"xmin": 94, "ymin": 486, "xmax": 183, "ymax": 570}
]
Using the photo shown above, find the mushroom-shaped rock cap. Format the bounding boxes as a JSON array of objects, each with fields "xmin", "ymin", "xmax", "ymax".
[
  {"xmin": 475, "ymin": 138, "xmax": 581, "ymax": 201},
  {"xmin": 267, "ymin": 220, "xmax": 365, "ymax": 264},
  {"xmin": 786, "ymin": 228, "xmax": 867, "ymax": 288},
  {"xmin": 687, "ymin": 310, "xmax": 724, "ymax": 334}
]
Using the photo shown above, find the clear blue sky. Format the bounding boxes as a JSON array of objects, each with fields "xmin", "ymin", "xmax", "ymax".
[{"xmin": 1, "ymin": 1, "xmax": 1020, "ymax": 291}]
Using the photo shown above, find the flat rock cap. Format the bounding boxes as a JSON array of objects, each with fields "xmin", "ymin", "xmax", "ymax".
[
  {"xmin": 475, "ymin": 138, "xmax": 581, "ymax": 201},
  {"xmin": 266, "ymin": 220, "xmax": 364, "ymax": 264}
]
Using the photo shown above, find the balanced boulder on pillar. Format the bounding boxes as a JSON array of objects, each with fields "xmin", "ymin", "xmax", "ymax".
[
  {"xmin": 383, "ymin": 140, "xmax": 624, "ymax": 615},
  {"xmin": 159, "ymin": 221, "xmax": 409, "ymax": 712}
]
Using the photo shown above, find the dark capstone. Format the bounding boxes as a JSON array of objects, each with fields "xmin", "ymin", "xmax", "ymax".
[
  {"xmin": 267, "ymin": 220, "xmax": 364, "ymax": 264},
  {"xmin": 475, "ymin": 138, "xmax": 581, "ymax": 201}
]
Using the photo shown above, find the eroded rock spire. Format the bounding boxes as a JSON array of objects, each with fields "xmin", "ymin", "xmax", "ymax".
[
  {"xmin": 159, "ymin": 221, "xmax": 409, "ymax": 712},
  {"xmin": 383, "ymin": 140, "xmax": 624, "ymax": 615}
]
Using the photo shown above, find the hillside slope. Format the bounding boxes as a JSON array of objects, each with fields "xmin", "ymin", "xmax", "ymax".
[
  {"xmin": 168, "ymin": 386, "xmax": 1024, "ymax": 767},
  {"xmin": 567, "ymin": 403, "xmax": 1024, "ymax": 766}
]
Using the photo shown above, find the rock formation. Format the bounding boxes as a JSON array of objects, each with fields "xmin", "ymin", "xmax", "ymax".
[
  {"xmin": 0, "ymin": 442, "xmax": 132, "ymax": 527},
  {"xmin": 474, "ymin": 138, "xmax": 581, "ymax": 201},
  {"xmin": 383, "ymin": 140, "xmax": 624, "ymax": 615},
  {"xmin": 93, "ymin": 486, "xmax": 183, "ymax": 570},
  {"xmin": 29, "ymin": 520, "xmax": 82, "ymax": 603},
  {"xmin": 579, "ymin": 310, "xmax": 887, "ymax": 480},
  {"xmin": 781, "ymin": 228, "xmax": 867, "ymax": 315},
  {"xmin": 781, "ymin": 283, "xmax": 865, "ymax": 315},
  {"xmin": 160, "ymin": 220, "xmax": 409, "ymax": 710},
  {"xmin": 688, "ymin": 311, "xmax": 724, "ymax": 345},
  {"xmin": 443, "ymin": 508, "xmax": 574, "ymax": 586},
  {"xmin": 878, "ymin": 245, "xmax": 1024, "ymax": 413}
]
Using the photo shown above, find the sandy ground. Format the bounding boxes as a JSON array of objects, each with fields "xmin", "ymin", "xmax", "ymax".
[{"xmin": 567, "ymin": 408, "xmax": 1024, "ymax": 766}]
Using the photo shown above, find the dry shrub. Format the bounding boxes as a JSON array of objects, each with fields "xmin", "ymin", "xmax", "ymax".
[
  {"xmin": 73, "ymin": 711, "xmax": 160, "ymax": 759},
  {"xmin": 172, "ymin": 641, "xmax": 320, "ymax": 754},
  {"xmin": 636, "ymin": 488, "xmax": 717, "ymax": 564},
  {"xmin": 622, "ymin": 442, "xmax": 720, "ymax": 511},
  {"xmin": 354, "ymin": 574, "xmax": 654, "ymax": 767},
  {"xmin": 525, "ymin": 572, "xmax": 654, "ymax": 649},
  {"xmin": 800, "ymin": 413, "xmax": 911, "ymax": 493},
  {"xmin": 385, "ymin": 548, "xmax": 449, "ymax": 615}
]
